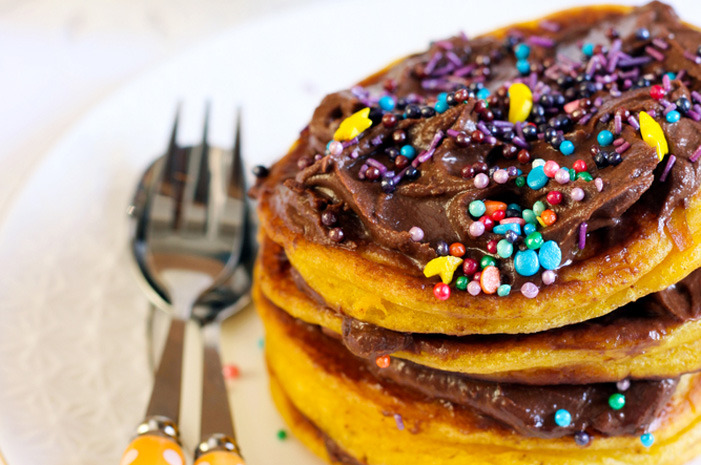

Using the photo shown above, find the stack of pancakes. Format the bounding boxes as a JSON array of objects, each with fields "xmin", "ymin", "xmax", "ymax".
[{"xmin": 251, "ymin": 2, "xmax": 701, "ymax": 463}]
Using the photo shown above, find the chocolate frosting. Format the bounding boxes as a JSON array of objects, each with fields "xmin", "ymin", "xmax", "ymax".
[
  {"xmin": 269, "ymin": 294, "xmax": 679, "ymax": 439},
  {"xmin": 253, "ymin": 1, "xmax": 701, "ymax": 287}
]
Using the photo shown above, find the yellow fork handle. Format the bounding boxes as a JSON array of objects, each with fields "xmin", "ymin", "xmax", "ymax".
[
  {"xmin": 120, "ymin": 434, "xmax": 186, "ymax": 465},
  {"xmin": 194, "ymin": 450, "xmax": 245, "ymax": 465}
]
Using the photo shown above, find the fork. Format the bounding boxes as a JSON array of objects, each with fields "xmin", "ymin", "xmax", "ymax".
[{"xmin": 123, "ymin": 107, "xmax": 247, "ymax": 465}]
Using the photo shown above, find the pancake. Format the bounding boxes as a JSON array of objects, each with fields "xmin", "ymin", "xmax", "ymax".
[{"xmin": 252, "ymin": 1, "xmax": 701, "ymax": 334}]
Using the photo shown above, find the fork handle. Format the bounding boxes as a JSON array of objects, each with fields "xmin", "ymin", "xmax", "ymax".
[
  {"xmin": 194, "ymin": 450, "xmax": 245, "ymax": 465},
  {"xmin": 120, "ymin": 434, "xmax": 185, "ymax": 465}
]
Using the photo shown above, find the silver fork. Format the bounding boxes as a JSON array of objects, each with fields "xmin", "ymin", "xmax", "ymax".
[{"xmin": 123, "ymin": 107, "xmax": 247, "ymax": 465}]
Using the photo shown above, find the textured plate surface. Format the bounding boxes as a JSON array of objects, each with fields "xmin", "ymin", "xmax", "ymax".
[{"xmin": 0, "ymin": 1, "xmax": 700, "ymax": 464}]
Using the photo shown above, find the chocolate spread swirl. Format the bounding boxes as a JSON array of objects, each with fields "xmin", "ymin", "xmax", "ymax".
[{"xmin": 253, "ymin": 1, "xmax": 701, "ymax": 287}]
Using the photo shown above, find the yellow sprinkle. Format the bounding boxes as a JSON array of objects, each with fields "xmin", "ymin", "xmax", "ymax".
[
  {"xmin": 639, "ymin": 111, "xmax": 668, "ymax": 161},
  {"xmin": 507, "ymin": 83, "xmax": 533, "ymax": 123},
  {"xmin": 333, "ymin": 107, "xmax": 372, "ymax": 141},
  {"xmin": 423, "ymin": 256, "xmax": 464, "ymax": 284},
  {"xmin": 536, "ymin": 216, "xmax": 547, "ymax": 228}
]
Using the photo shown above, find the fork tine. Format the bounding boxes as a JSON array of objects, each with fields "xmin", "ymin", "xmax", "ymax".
[
  {"xmin": 158, "ymin": 104, "xmax": 189, "ymax": 230},
  {"xmin": 193, "ymin": 102, "xmax": 211, "ymax": 205},
  {"xmin": 229, "ymin": 108, "xmax": 245, "ymax": 200}
]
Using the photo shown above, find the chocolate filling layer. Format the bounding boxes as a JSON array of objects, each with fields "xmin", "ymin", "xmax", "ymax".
[
  {"xmin": 267, "ymin": 294, "xmax": 678, "ymax": 439},
  {"xmin": 252, "ymin": 1, "xmax": 701, "ymax": 288}
]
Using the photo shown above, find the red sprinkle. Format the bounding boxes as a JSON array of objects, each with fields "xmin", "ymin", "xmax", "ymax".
[
  {"xmin": 473, "ymin": 271, "xmax": 481, "ymax": 281},
  {"xmin": 479, "ymin": 215, "xmax": 495, "ymax": 231},
  {"xmin": 222, "ymin": 364, "xmax": 240, "ymax": 380},
  {"xmin": 573, "ymin": 159, "xmax": 587, "ymax": 172},
  {"xmin": 650, "ymin": 85, "xmax": 666, "ymax": 100},
  {"xmin": 491, "ymin": 210, "xmax": 506, "ymax": 221},
  {"xmin": 487, "ymin": 240, "xmax": 498, "ymax": 254},
  {"xmin": 449, "ymin": 242, "xmax": 466, "ymax": 257},
  {"xmin": 546, "ymin": 191, "xmax": 563, "ymax": 205},
  {"xmin": 433, "ymin": 283, "xmax": 450, "ymax": 300},
  {"xmin": 375, "ymin": 355, "xmax": 391, "ymax": 368},
  {"xmin": 463, "ymin": 258, "xmax": 478, "ymax": 276}
]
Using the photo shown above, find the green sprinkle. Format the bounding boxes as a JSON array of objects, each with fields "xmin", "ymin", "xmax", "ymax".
[
  {"xmin": 532, "ymin": 201, "xmax": 546, "ymax": 216},
  {"xmin": 577, "ymin": 172, "xmax": 593, "ymax": 182},
  {"xmin": 525, "ymin": 232, "xmax": 544, "ymax": 250},
  {"xmin": 480, "ymin": 256, "xmax": 497, "ymax": 269},
  {"xmin": 522, "ymin": 209, "xmax": 537, "ymax": 224},
  {"xmin": 569, "ymin": 168, "xmax": 576, "ymax": 181},
  {"xmin": 469, "ymin": 200, "xmax": 487, "ymax": 217},
  {"xmin": 455, "ymin": 276, "xmax": 469, "ymax": 290},
  {"xmin": 258, "ymin": 338, "xmax": 265, "ymax": 349},
  {"xmin": 609, "ymin": 393, "xmax": 626, "ymax": 410},
  {"xmin": 497, "ymin": 239, "xmax": 514, "ymax": 258},
  {"xmin": 277, "ymin": 429, "xmax": 288, "ymax": 440},
  {"xmin": 497, "ymin": 284, "xmax": 511, "ymax": 296},
  {"xmin": 515, "ymin": 176, "xmax": 526, "ymax": 187}
]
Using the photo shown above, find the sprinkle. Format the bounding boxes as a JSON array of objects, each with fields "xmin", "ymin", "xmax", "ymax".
[
  {"xmin": 371, "ymin": 135, "xmax": 383, "ymax": 146},
  {"xmin": 693, "ymin": 91, "xmax": 701, "ymax": 104},
  {"xmin": 516, "ymin": 59, "xmax": 531, "ymax": 75},
  {"xmin": 689, "ymin": 110, "xmax": 701, "ymax": 121},
  {"xmin": 574, "ymin": 431, "xmax": 591, "ymax": 447},
  {"xmin": 445, "ymin": 50, "xmax": 463, "ymax": 67},
  {"xmin": 539, "ymin": 20, "xmax": 560, "ymax": 32},
  {"xmin": 581, "ymin": 43, "xmax": 594, "ymax": 56},
  {"xmin": 579, "ymin": 222, "xmax": 588, "ymax": 250},
  {"xmin": 652, "ymin": 38, "xmax": 668, "ymax": 50},
  {"xmin": 394, "ymin": 413, "xmax": 405, "ymax": 431},
  {"xmin": 684, "ymin": 50, "xmax": 701, "ymax": 65},
  {"xmin": 618, "ymin": 56, "xmax": 652, "ymax": 67},
  {"xmin": 543, "ymin": 160, "xmax": 560, "ymax": 177},
  {"xmin": 617, "ymin": 379, "xmax": 631, "ymax": 391},
  {"xmin": 525, "ymin": 231, "xmax": 544, "ymax": 250},
  {"xmin": 493, "ymin": 169, "xmax": 510, "ymax": 184},
  {"xmin": 469, "ymin": 221, "xmax": 486, "ymax": 237},
  {"xmin": 662, "ymin": 74, "xmax": 672, "ymax": 92},
  {"xmin": 222, "ymin": 364, "xmax": 240, "ymax": 380},
  {"xmin": 414, "ymin": 130, "xmax": 445, "ymax": 164},
  {"xmin": 660, "ymin": 154, "xmax": 676, "ymax": 182},
  {"xmin": 455, "ymin": 276, "xmax": 468, "ymax": 290},
  {"xmin": 627, "ymin": 115, "xmax": 640, "ymax": 130},
  {"xmin": 378, "ymin": 95, "xmax": 396, "ymax": 111},
  {"xmin": 665, "ymin": 110, "xmax": 681, "ymax": 123},
  {"xmin": 258, "ymin": 337, "xmax": 265, "ymax": 349},
  {"xmin": 520, "ymin": 282, "xmax": 539, "ymax": 299},
  {"xmin": 327, "ymin": 140, "xmax": 343, "ymax": 156},
  {"xmin": 555, "ymin": 168, "xmax": 570, "ymax": 184},
  {"xmin": 540, "ymin": 209, "xmax": 557, "ymax": 226},
  {"xmin": 409, "ymin": 226, "xmax": 424, "ymax": 242},
  {"xmin": 528, "ymin": 35, "xmax": 555, "ymax": 48},
  {"xmin": 597, "ymin": 130, "xmax": 614, "ymax": 146},
  {"xmin": 546, "ymin": 191, "xmax": 563, "ymax": 205},
  {"xmin": 645, "ymin": 46, "xmax": 665, "ymax": 62},
  {"xmin": 640, "ymin": 433, "xmax": 655, "ymax": 448},
  {"xmin": 333, "ymin": 107, "xmax": 372, "ymax": 141},
  {"xmin": 542, "ymin": 270, "xmax": 556, "ymax": 285},
  {"xmin": 639, "ymin": 111, "xmax": 668, "ymax": 161},
  {"xmin": 474, "ymin": 173, "xmax": 489, "ymax": 189},
  {"xmin": 277, "ymin": 429, "xmax": 288, "ymax": 440},
  {"xmin": 400, "ymin": 145, "xmax": 417, "ymax": 159},
  {"xmin": 508, "ymin": 83, "xmax": 533, "ymax": 123},
  {"xmin": 554, "ymin": 409, "xmax": 572, "ymax": 427},
  {"xmin": 595, "ymin": 177, "xmax": 604, "ymax": 192},
  {"xmin": 480, "ymin": 266, "xmax": 501, "ymax": 294},
  {"xmin": 609, "ymin": 393, "xmax": 626, "ymax": 410},
  {"xmin": 538, "ymin": 241, "xmax": 562, "ymax": 270},
  {"xmin": 497, "ymin": 284, "xmax": 512, "ymax": 297},
  {"xmin": 512, "ymin": 137, "xmax": 529, "ymax": 149},
  {"xmin": 514, "ymin": 250, "xmax": 540, "ymax": 277},
  {"xmin": 615, "ymin": 142, "xmax": 631, "ymax": 154},
  {"xmin": 527, "ymin": 166, "xmax": 549, "ymax": 190},
  {"xmin": 375, "ymin": 355, "xmax": 391, "ymax": 368},
  {"xmin": 691, "ymin": 145, "xmax": 701, "ymax": 162},
  {"xmin": 614, "ymin": 114, "xmax": 622, "ymax": 134},
  {"xmin": 571, "ymin": 187, "xmax": 585, "ymax": 201},
  {"xmin": 559, "ymin": 140, "xmax": 575, "ymax": 155},
  {"xmin": 467, "ymin": 280, "xmax": 482, "ymax": 296},
  {"xmin": 366, "ymin": 158, "xmax": 387, "ymax": 174},
  {"xmin": 424, "ymin": 256, "xmax": 464, "ymax": 284},
  {"xmin": 514, "ymin": 43, "xmax": 531, "ymax": 59}
]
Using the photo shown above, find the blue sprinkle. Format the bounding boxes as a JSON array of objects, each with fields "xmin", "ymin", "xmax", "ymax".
[
  {"xmin": 554, "ymin": 409, "xmax": 572, "ymax": 427},
  {"xmin": 514, "ymin": 250, "xmax": 540, "ymax": 277},
  {"xmin": 493, "ymin": 223, "xmax": 522, "ymax": 235},
  {"xmin": 666, "ymin": 110, "xmax": 681, "ymax": 123},
  {"xmin": 507, "ymin": 203, "xmax": 522, "ymax": 212},
  {"xmin": 597, "ymin": 130, "xmax": 614, "ymax": 146},
  {"xmin": 514, "ymin": 43, "xmax": 531, "ymax": 59},
  {"xmin": 378, "ymin": 95, "xmax": 396, "ymax": 111},
  {"xmin": 527, "ymin": 166, "xmax": 549, "ymax": 190},
  {"xmin": 524, "ymin": 222, "xmax": 537, "ymax": 236},
  {"xmin": 516, "ymin": 59, "xmax": 531, "ymax": 75},
  {"xmin": 400, "ymin": 145, "xmax": 417, "ymax": 159},
  {"xmin": 559, "ymin": 140, "xmax": 575, "ymax": 156},
  {"xmin": 640, "ymin": 433, "xmax": 654, "ymax": 447},
  {"xmin": 476, "ymin": 88, "xmax": 491, "ymax": 100},
  {"xmin": 497, "ymin": 284, "xmax": 511, "ymax": 297},
  {"xmin": 258, "ymin": 337, "xmax": 265, "ymax": 349},
  {"xmin": 582, "ymin": 43, "xmax": 594, "ymax": 57},
  {"xmin": 666, "ymin": 71, "xmax": 676, "ymax": 80},
  {"xmin": 437, "ymin": 92, "xmax": 448, "ymax": 102},
  {"xmin": 538, "ymin": 241, "xmax": 562, "ymax": 270},
  {"xmin": 434, "ymin": 100, "xmax": 449, "ymax": 113}
]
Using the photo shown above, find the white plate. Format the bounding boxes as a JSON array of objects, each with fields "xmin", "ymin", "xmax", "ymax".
[{"xmin": 1, "ymin": 1, "xmax": 700, "ymax": 464}]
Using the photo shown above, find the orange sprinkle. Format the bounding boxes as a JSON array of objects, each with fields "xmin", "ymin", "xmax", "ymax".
[
  {"xmin": 484, "ymin": 200, "xmax": 507, "ymax": 216},
  {"xmin": 222, "ymin": 364, "xmax": 240, "ymax": 379},
  {"xmin": 541, "ymin": 209, "xmax": 557, "ymax": 226},
  {"xmin": 375, "ymin": 355, "xmax": 391, "ymax": 368},
  {"xmin": 480, "ymin": 266, "xmax": 501, "ymax": 294},
  {"xmin": 449, "ymin": 242, "xmax": 466, "ymax": 257}
]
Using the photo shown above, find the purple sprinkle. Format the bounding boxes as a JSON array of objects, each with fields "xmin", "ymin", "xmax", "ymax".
[
  {"xmin": 594, "ymin": 97, "xmax": 604, "ymax": 107},
  {"xmin": 677, "ymin": 69, "xmax": 686, "ymax": 80},
  {"xmin": 579, "ymin": 223, "xmax": 588, "ymax": 250},
  {"xmin": 585, "ymin": 55, "xmax": 600, "ymax": 75},
  {"xmin": 432, "ymin": 64, "xmax": 456, "ymax": 77},
  {"xmin": 421, "ymin": 79, "xmax": 459, "ymax": 91},
  {"xmin": 618, "ymin": 56, "xmax": 652, "ymax": 67},
  {"xmin": 628, "ymin": 115, "xmax": 640, "ymax": 130},
  {"xmin": 609, "ymin": 39, "xmax": 622, "ymax": 55},
  {"xmin": 424, "ymin": 52, "xmax": 442, "ymax": 75},
  {"xmin": 578, "ymin": 113, "xmax": 593, "ymax": 125},
  {"xmin": 528, "ymin": 35, "xmax": 555, "ymax": 48},
  {"xmin": 507, "ymin": 166, "xmax": 519, "ymax": 177},
  {"xmin": 691, "ymin": 145, "xmax": 701, "ymax": 162},
  {"xmin": 645, "ymin": 46, "xmax": 665, "ymax": 62},
  {"xmin": 520, "ymin": 282, "xmax": 539, "ymax": 299},
  {"xmin": 394, "ymin": 413, "xmax": 405, "ymax": 431},
  {"xmin": 662, "ymin": 74, "xmax": 672, "ymax": 92},
  {"xmin": 615, "ymin": 142, "xmax": 631, "ymax": 154},
  {"xmin": 648, "ymin": 110, "xmax": 657, "ymax": 118},
  {"xmin": 493, "ymin": 120, "xmax": 514, "ymax": 128},
  {"xmin": 435, "ymin": 40, "xmax": 454, "ymax": 50},
  {"xmin": 445, "ymin": 50, "xmax": 463, "ymax": 67},
  {"xmin": 446, "ymin": 129, "xmax": 460, "ymax": 138},
  {"xmin": 617, "ymin": 379, "xmax": 631, "ymax": 391},
  {"xmin": 595, "ymin": 177, "xmax": 604, "ymax": 192},
  {"xmin": 688, "ymin": 110, "xmax": 701, "ymax": 122},
  {"xmin": 342, "ymin": 137, "xmax": 359, "ymax": 148},
  {"xmin": 663, "ymin": 104, "xmax": 678, "ymax": 116},
  {"xmin": 371, "ymin": 135, "xmax": 383, "ymax": 146},
  {"xmin": 613, "ymin": 138, "xmax": 625, "ymax": 147},
  {"xmin": 485, "ymin": 136, "xmax": 497, "ymax": 145},
  {"xmin": 350, "ymin": 148, "xmax": 360, "ymax": 159},
  {"xmin": 614, "ymin": 114, "xmax": 622, "ymax": 134},
  {"xmin": 539, "ymin": 20, "xmax": 560, "ymax": 32},
  {"xmin": 366, "ymin": 158, "xmax": 387, "ymax": 173},
  {"xmin": 358, "ymin": 164, "xmax": 368, "ymax": 180},
  {"xmin": 659, "ymin": 98, "xmax": 673, "ymax": 108},
  {"xmin": 513, "ymin": 137, "xmax": 529, "ymax": 149},
  {"xmin": 619, "ymin": 68, "xmax": 640, "ymax": 80},
  {"xmin": 477, "ymin": 121, "xmax": 491, "ymax": 136},
  {"xmin": 515, "ymin": 121, "xmax": 525, "ymax": 141},
  {"xmin": 350, "ymin": 86, "xmax": 368, "ymax": 99},
  {"xmin": 601, "ymin": 113, "xmax": 611, "ymax": 123},
  {"xmin": 652, "ymin": 38, "xmax": 668, "ymax": 50},
  {"xmin": 660, "ymin": 154, "xmax": 676, "ymax": 182},
  {"xmin": 409, "ymin": 226, "xmax": 424, "ymax": 242},
  {"xmin": 695, "ymin": 103, "xmax": 701, "ymax": 115},
  {"xmin": 415, "ymin": 130, "xmax": 444, "ymax": 164},
  {"xmin": 454, "ymin": 64, "xmax": 476, "ymax": 77},
  {"xmin": 392, "ymin": 166, "xmax": 410, "ymax": 185},
  {"xmin": 684, "ymin": 50, "xmax": 701, "ymax": 65}
]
